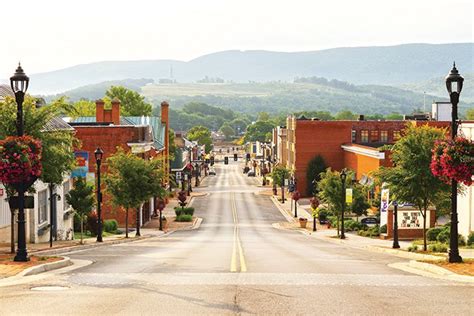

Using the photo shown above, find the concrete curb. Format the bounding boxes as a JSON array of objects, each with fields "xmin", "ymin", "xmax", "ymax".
[
  {"xmin": 366, "ymin": 245, "xmax": 444, "ymax": 261},
  {"xmin": 33, "ymin": 233, "xmax": 159, "ymax": 256},
  {"xmin": 270, "ymin": 196, "xmax": 296, "ymax": 223},
  {"xmin": 20, "ymin": 256, "xmax": 72, "ymax": 277},
  {"xmin": 389, "ymin": 260, "xmax": 474, "ymax": 283}
]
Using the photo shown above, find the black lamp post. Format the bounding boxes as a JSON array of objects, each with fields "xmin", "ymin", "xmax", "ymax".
[
  {"xmin": 340, "ymin": 169, "xmax": 347, "ymax": 239},
  {"xmin": 445, "ymin": 63, "xmax": 463, "ymax": 263},
  {"xmin": 95, "ymin": 147, "xmax": 104, "ymax": 242},
  {"xmin": 392, "ymin": 201, "xmax": 400, "ymax": 249},
  {"xmin": 11, "ymin": 64, "xmax": 30, "ymax": 262}
]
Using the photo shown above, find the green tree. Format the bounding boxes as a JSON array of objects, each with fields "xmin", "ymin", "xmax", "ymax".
[
  {"xmin": 105, "ymin": 149, "xmax": 166, "ymax": 238},
  {"xmin": 257, "ymin": 112, "xmax": 270, "ymax": 121},
  {"xmin": 66, "ymin": 177, "xmax": 94, "ymax": 244},
  {"xmin": 385, "ymin": 112, "xmax": 404, "ymax": 120},
  {"xmin": 306, "ymin": 155, "xmax": 327, "ymax": 196},
  {"xmin": 351, "ymin": 185, "xmax": 371, "ymax": 221},
  {"xmin": 373, "ymin": 125, "xmax": 449, "ymax": 251},
  {"xmin": 271, "ymin": 166, "xmax": 290, "ymax": 187},
  {"xmin": 219, "ymin": 123, "xmax": 235, "ymax": 140},
  {"xmin": 335, "ymin": 110, "xmax": 357, "ymax": 120},
  {"xmin": 244, "ymin": 120, "xmax": 275, "ymax": 143},
  {"xmin": 466, "ymin": 108, "xmax": 474, "ymax": 120},
  {"xmin": 0, "ymin": 96, "xmax": 77, "ymax": 247},
  {"xmin": 70, "ymin": 99, "xmax": 96, "ymax": 117},
  {"xmin": 106, "ymin": 86, "xmax": 152, "ymax": 116},
  {"xmin": 187, "ymin": 126, "xmax": 213, "ymax": 153},
  {"xmin": 229, "ymin": 118, "xmax": 251, "ymax": 134},
  {"xmin": 317, "ymin": 168, "xmax": 354, "ymax": 236}
]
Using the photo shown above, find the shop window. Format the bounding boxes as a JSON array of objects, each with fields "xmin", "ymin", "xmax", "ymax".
[
  {"xmin": 63, "ymin": 180, "xmax": 71, "ymax": 212},
  {"xmin": 361, "ymin": 130, "xmax": 369, "ymax": 143},
  {"xmin": 393, "ymin": 130, "xmax": 401, "ymax": 141},
  {"xmin": 370, "ymin": 130, "xmax": 378, "ymax": 142},
  {"xmin": 38, "ymin": 189, "xmax": 48, "ymax": 224},
  {"xmin": 380, "ymin": 130, "xmax": 388, "ymax": 142},
  {"xmin": 351, "ymin": 130, "xmax": 357, "ymax": 142}
]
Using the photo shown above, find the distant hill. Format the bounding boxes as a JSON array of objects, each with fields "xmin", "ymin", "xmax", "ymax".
[
  {"xmin": 18, "ymin": 43, "xmax": 473, "ymax": 94},
  {"xmin": 400, "ymin": 73, "xmax": 474, "ymax": 103},
  {"xmin": 44, "ymin": 78, "xmax": 154, "ymax": 101}
]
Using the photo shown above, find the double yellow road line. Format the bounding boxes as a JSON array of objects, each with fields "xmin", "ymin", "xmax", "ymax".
[{"xmin": 230, "ymin": 192, "xmax": 247, "ymax": 272}]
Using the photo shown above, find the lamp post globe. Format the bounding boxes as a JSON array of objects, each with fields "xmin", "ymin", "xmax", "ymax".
[
  {"xmin": 95, "ymin": 147, "xmax": 104, "ymax": 242},
  {"xmin": 445, "ymin": 63, "xmax": 463, "ymax": 263},
  {"xmin": 340, "ymin": 169, "xmax": 347, "ymax": 239},
  {"xmin": 10, "ymin": 63, "xmax": 30, "ymax": 262}
]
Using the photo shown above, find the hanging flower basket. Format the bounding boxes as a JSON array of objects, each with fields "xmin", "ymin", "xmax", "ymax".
[
  {"xmin": 431, "ymin": 136, "xmax": 474, "ymax": 186},
  {"xmin": 0, "ymin": 136, "xmax": 42, "ymax": 188}
]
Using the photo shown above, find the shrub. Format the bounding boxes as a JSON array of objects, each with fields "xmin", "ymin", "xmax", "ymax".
[
  {"xmin": 380, "ymin": 224, "xmax": 387, "ymax": 234},
  {"xmin": 408, "ymin": 244, "xmax": 418, "ymax": 252},
  {"xmin": 176, "ymin": 214, "xmax": 193, "ymax": 222},
  {"xmin": 427, "ymin": 227, "xmax": 444, "ymax": 241},
  {"xmin": 437, "ymin": 228, "xmax": 450, "ymax": 243},
  {"xmin": 103, "ymin": 219, "xmax": 118, "ymax": 233},
  {"xmin": 467, "ymin": 232, "xmax": 474, "ymax": 247},
  {"xmin": 428, "ymin": 243, "xmax": 448, "ymax": 253},
  {"xmin": 86, "ymin": 212, "xmax": 98, "ymax": 236},
  {"xmin": 458, "ymin": 234, "xmax": 466, "ymax": 247},
  {"xmin": 344, "ymin": 220, "xmax": 367, "ymax": 232},
  {"xmin": 175, "ymin": 207, "xmax": 194, "ymax": 216}
]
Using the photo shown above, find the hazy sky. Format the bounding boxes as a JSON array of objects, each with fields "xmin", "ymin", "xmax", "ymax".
[{"xmin": 1, "ymin": 0, "xmax": 472, "ymax": 77}]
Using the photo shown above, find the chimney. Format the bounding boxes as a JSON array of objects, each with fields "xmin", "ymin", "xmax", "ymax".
[
  {"xmin": 161, "ymin": 100, "xmax": 170, "ymax": 171},
  {"xmin": 111, "ymin": 98, "xmax": 121, "ymax": 125},
  {"xmin": 96, "ymin": 99, "xmax": 105, "ymax": 122},
  {"xmin": 358, "ymin": 114, "xmax": 365, "ymax": 121}
]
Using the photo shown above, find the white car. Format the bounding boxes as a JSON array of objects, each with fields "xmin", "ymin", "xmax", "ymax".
[{"xmin": 209, "ymin": 168, "xmax": 216, "ymax": 176}]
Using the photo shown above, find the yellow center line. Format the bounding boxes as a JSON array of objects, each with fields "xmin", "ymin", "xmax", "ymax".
[{"xmin": 230, "ymin": 192, "xmax": 247, "ymax": 272}]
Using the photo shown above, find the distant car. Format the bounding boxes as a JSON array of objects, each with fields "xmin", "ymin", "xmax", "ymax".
[
  {"xmin": 361, "ymin": 217, "xmax": 379, "ymax": 226},
  {"xmin": 247, "ymin": 171, "xmax": 256, "ymax": 177},
  {"xmin": 209, "ymin": 168, "xmax": 216, "ymax": 176},
  {"xmin": 243, "ymin": 166, "xmax": 250, "ymax": 173}
]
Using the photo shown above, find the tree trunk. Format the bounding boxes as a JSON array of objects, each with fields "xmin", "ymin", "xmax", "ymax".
[
  {"xmin": 336, "ymin": 215, "xmax": 340, "ymax": 237},
  {"xmin": 422, "ymin": 209, "xmax": 427, "ymax": 251},
  {"xmin": 80, "ymin": 218, "xmax": 84, "ymax": 245},
  {"xmin": 125, "ymin": 208, "xmax": 129, "ymax": 238}
]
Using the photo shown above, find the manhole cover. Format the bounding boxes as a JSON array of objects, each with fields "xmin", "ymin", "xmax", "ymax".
[{"xmin": 31, "ymin": 286, "xmax": 69, "ymax": 291}]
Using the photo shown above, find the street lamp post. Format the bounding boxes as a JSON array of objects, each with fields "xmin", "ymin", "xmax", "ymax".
[
  {"xmin": 340, "ymin": 169, "xmax": 347, "ymax": 239},
  {"xmin": 445, "ymin": 63, "xmax": 463, "ymax": 263},
  {"xmin": 392, "ymin": 201, "xmax": 400, "ymax": 249},
  {"xmin": 95, "ymin": 147, "xmax": 104, "ymax": 242},
  {"xmin": 11, "ymin": 64, "xmax": 30, "ymax": 262}
]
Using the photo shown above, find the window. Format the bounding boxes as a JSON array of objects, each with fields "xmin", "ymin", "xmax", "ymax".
[
  {"xmin": 361, "ymin": 130, "xmax": 368, "ymax": 143},
  {"xmin": 63, "ymin": 180, "xmax": 71, "ymax": 212},
  {"xmin": 370, "ymin": 130, "xmax": 378, "ymax": 142},
  {"xmin": 351, "ymin": 130, "xmax": 356, "ymax": 142},
  {"xmin": 38, "ymin": 189, "xmax": 48, "ymax": 224},
  {"xmin": 380, "ymin": 131, "xmax": 388, "ymax": 142},
  {"xmin": 393, "ymin": 130, "xmax": 401, "ymax": 141}
]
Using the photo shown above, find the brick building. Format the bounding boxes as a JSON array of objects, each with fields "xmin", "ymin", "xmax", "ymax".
[
  {"xmin": 69, "ymin": 99, "xmax": 170, "ymax": 227},
  {"xmin": 275, "ymin": 115, "xmax": 450, "ymax": 196}
]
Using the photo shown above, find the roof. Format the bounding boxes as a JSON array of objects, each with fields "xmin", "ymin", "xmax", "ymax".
[
  {"xmin": 71, "ymin": 116, "xmax": 166, "ymax": 150},
  {"xmin": 0, "ymin": 84, "xmax": 14, "ymax": 101}
]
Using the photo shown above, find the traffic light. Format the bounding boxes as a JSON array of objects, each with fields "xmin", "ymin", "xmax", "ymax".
[
  {"xmin": 234, "ymin": 153, "xmax": 237, "ymax": 161},
  {"xmin": 246, "ymin": 153, "xmax": 250, "ymax": 161},
  {"xmin": 224, "ymin": 156, "xmax": 229, "ymax": 165}
]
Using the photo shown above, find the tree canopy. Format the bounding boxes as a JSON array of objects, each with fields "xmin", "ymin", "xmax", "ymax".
[
  {"xmin": 219, "ymin": 123, "xmax": 235, "ymax": 140},
  {"xmin": 244, "ymin": 120, "xmax": 275, "ymax": 143},
  {"xmin": 373, "ymin": 124, "xmax": 449, "ymax": 250},
  {"xmin": 187, "ymin": 126, "xmax": 212, "ymax": 153},
  {"xmin": 306, "ymin": 155, "xmax": 327, "ymax": 196},
  {"xmin": 106, "ymin": 86, "xmax": 152, "ymax": 116},
  {"xmin": 66, "ymin": 177, "xmax": 94, "ymax": 244}
]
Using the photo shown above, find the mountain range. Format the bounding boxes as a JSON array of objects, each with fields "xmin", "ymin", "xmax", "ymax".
[{"xmin": 8, "ymin": 43, "xmax": 473, "ymax": 94}]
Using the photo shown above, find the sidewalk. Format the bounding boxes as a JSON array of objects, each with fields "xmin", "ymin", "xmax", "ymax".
[{"xmin": 270, "ymin": 194, "xmax": 474, "ymax": 260}]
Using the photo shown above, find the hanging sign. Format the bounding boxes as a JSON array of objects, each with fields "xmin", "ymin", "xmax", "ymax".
[{"xmin": 345, "ymin": 188, "xmax": 353, "ymax": 204}]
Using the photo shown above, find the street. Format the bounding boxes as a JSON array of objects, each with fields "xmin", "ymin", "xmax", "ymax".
[{"xmin": 0, "ymin": 161, "xmax": 473, "ymax": 315}]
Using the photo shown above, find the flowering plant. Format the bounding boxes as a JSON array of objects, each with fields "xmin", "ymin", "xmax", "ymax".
[
  {"xmin": 431, "ymin": 136, "xmax": 474, "ymax": 186},
  {"xmin": 0, "ymin": 136, "xmax": 42, "ymax": 186}
]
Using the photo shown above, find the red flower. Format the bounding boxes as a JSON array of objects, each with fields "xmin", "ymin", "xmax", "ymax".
[{"xmin": 0, "ymin": 136, "xmax": 42, "ymax": 185}]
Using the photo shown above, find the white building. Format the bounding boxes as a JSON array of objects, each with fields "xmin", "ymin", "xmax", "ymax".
[
  {"xmin": 458, "ymin": 122, "xmax": 474, "ymax": 238},
  {"xmin": 0, "ymin": 178, "xmax": 74, "ymax": 244}
]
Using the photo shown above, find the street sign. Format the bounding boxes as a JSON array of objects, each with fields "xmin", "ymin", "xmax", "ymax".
[
  {"xmin": 284, "ymin": 179, "xmax": 289, "ymax": 186},
  {"xmin": 345, "ymin": 188, "xmax": 353, "ymax": 203}
]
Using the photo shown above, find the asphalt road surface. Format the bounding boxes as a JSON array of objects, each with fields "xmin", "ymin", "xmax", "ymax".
[{"xmin": 0, "ymin": 161, "xmax": 473, "ymax": 315}]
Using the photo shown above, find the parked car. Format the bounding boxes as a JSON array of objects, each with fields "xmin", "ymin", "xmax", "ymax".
[
  {"xmin": 209, "ymin": 168, "xmax": 216, "ymax": 176},
  {"xmin": 361, "ymin": 217, "xmax": 379, "ymax": 226},
  {"xmin": 247, "ymin": 171, "xmax": 256, "ymax": 177},
  {"xmin": 243, "ymin": 166, "xmax": 250, "ymax": 173}
]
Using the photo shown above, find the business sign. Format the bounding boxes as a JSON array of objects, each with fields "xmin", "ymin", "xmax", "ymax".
[
  {"xmin": 345, "ymin": 188, "xmax": 353, "ymax": 204},
  {"xmin": 399, "ymin": 211, "xmax": 428, "ymax": 229},
  {"xmin": 71, "ymin": 151, "xmax": 89, "ymax": 178},
  {"xmin": 380, "ymin": 188, "xmax": 389, "ymax": 227}
]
